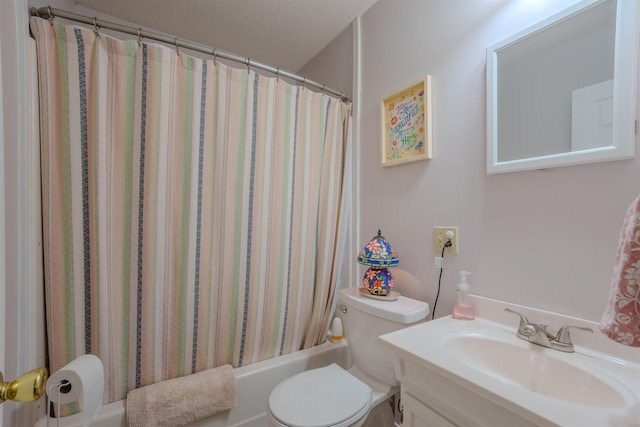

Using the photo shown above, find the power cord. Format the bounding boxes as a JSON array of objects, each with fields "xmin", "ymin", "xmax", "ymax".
[{"xmin": 432, "ymin": 240, "xmax": 452, "ymax": 320}]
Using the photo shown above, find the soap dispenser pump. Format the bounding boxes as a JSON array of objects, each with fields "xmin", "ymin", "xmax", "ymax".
[{"xmin": 452, "ymin": 270, "xmax": 475, "ymax": 320}]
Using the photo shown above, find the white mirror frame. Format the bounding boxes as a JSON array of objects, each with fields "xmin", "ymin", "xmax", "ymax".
[{"xmin": 487, "ymin": 0, "xmax": 638, "ymax": 174}]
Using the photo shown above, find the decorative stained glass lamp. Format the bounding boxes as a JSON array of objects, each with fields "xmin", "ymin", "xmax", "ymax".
[{"xmin": 357, "ymin": 230, "xmax": 399, "ymax": 297}]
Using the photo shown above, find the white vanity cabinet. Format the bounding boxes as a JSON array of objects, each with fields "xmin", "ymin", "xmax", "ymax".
[
  {"xmin": 378, "ymin": 298, "xmax": 640, "ymax": 427},
  {"xmin": 401, "ymin": 391, "xmax": 455, "ymax": 427},
  {"xmin": 393, "ymin": 354, "xmax": 544, "ymax": 427}
]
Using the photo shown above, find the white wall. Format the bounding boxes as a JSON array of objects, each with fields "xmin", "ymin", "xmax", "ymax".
[
  {"xmin": 299, "ymin": 24, "xmax": 354, "ymax": 98},
  {"xmin": 1, "ymin": 0, "xmax": 31, "ymax": 424},
  {"xmin": 3, "ymin": 0, "xmax": 80, "ymax": 424},
  {"xmin": 304, "ymin": 0, "xmax": 640, "ymax": 322},
  {"xmin": 0, "ymin": 31, "xmax": 6, "ymax": 427}
]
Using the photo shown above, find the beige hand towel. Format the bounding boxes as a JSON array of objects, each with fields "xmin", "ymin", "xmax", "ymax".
[{"xmin": 127, "ymin": 364, "xmax": 237, "ymax": 427}]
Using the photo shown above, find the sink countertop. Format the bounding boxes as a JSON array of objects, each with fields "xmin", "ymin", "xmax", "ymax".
[{"xmin": 378, "ymin": 294, "xmax": 640, "ymax": 427}]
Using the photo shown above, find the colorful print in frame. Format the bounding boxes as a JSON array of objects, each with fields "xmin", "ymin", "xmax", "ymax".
[{"xmin": 380, "ymin": 76, "xmax": 432, "ymax": 167}]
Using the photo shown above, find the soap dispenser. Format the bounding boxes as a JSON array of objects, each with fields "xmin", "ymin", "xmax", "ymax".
[{"xmin": 452, "ymin": 270, "xmax": 475, "ymax": 320}]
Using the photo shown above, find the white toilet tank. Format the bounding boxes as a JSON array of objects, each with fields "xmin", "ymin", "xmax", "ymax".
[{"xmin": 336, "ymin": 287, "xmax": 429, "ymax": 386}]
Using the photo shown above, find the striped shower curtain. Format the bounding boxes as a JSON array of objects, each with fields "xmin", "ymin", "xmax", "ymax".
[{"xmin": 30, "ymin": 18, "xmax": 351, "ymax": 404}]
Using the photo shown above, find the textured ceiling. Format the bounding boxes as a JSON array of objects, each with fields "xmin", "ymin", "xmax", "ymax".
[{"xmin": 76, "ymin": 0, "xmax": 378, "ymax": 72}]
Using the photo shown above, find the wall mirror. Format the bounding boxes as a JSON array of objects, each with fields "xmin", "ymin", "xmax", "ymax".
[{"xmin": 487, "ymin": 0, "xmax": 638, "ymax": 174}]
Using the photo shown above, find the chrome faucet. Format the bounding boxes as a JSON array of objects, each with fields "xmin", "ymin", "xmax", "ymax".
[{"xmin": 504, "ymin": 308, "xmax": 593, "ymax": 353}]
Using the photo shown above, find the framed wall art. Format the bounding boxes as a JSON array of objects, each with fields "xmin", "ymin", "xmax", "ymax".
[{"xmin": 380, "ymin": 76, "xmax": 432, "ymax": 167}]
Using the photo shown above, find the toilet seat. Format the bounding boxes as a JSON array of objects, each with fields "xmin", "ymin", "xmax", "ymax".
[{"xmin": 268, "ymin": 363, "xmax": 372, "ymax": 427}]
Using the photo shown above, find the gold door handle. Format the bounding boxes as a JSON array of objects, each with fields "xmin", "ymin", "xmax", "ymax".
[{"xmin": 0, "ymin": 367, "xmax": 48, "ymax": 403}]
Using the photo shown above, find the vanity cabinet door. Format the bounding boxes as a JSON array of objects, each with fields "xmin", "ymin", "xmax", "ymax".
[{"xmin": 402, "ymin": 391, "xmax": 456, "ymax": 427}]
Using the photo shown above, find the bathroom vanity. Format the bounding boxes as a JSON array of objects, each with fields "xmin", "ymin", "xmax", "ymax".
[{"xmin": 378, "ymin": 295, "xmax": 640, "ymax": 427}]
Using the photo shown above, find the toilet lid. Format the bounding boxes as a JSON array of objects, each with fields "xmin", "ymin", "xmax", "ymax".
[{"xmin": 269, "ymin": 364, "xmax": 372, "ymax": 427}]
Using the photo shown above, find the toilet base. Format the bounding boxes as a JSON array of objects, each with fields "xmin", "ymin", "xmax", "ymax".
[
  {"xmin": 362, "ymin": 400, "xmax": 395, "ymax": 427},
  {"xmin": 345, "ymin": 366, "xmax": 397, "ymax": 427}
]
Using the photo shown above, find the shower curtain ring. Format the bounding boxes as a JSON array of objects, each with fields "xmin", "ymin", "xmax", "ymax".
[
  {"xmin": 245, "ymin": 58, "xmax": 250, "ymax": 71},
  {"xmin": 276, "ymin": 67, "xmax": 280, "ymax": 82},
  {"xmin": 302, "ymin": 77, "xmax": 307, "ymax": 90},
  {"xmin": 212, "ymin": 48, "xmax": 217, "ymax": 64},
  {"xmin": 93, "ymin": 17, "xmax": 99, "ymax": 36},
  {"xmin": 175, "ymin": 37, "xmax": 180, "ymax": 54},
  {"xmin": 47, "ymin": 6, "xmax": 54, "ymax": 24},
  {"xmin": 322, "ymin": 84, "xmax": 326, "ymax": 96},
  {"xmin": 137, "ymin": 28, "xmax": 142, "ymax": 46}
]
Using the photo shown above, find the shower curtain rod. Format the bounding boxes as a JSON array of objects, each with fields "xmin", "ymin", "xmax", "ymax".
[{"xmin": 30, "ymin": 6, "xmax": 351, "ymax": 103}]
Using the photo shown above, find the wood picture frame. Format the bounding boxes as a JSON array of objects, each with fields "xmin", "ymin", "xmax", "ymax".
[{"xmin": 380, "ymin": 76, "xmax": 432, "ymax": 167}]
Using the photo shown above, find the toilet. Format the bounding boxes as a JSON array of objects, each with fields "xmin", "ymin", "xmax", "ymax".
[{"xmin": 267, "ymin": 287, "xmax": 429, "ymax": 427}]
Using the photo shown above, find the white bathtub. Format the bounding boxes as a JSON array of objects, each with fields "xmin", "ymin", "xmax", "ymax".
[{"xmin": 36, "ymin": 340, "xmax": 351, "ymax": 427}]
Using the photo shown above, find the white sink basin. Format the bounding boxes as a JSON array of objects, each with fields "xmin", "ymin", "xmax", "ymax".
[
  {"xmin": 378, "ymin": 303, "xmax": 640, "ymax": 427},
  {"xmin": 443, "ymin": 332, "xmax": 626, "ymax": 408}
]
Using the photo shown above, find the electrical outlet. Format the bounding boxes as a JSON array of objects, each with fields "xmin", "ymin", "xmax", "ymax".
[{"xmin": 434, "ymin": 226, "xmax": 458, "ymax": 254}]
